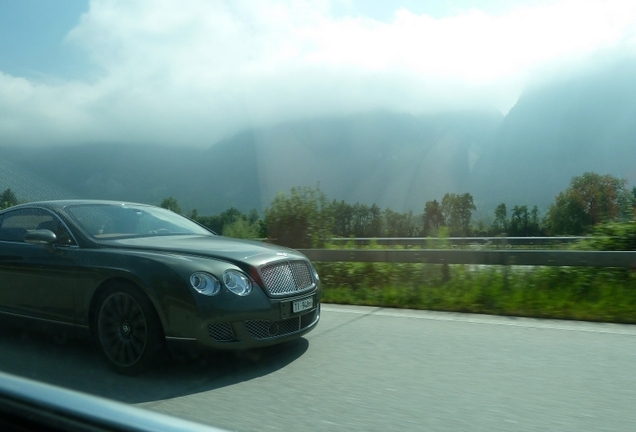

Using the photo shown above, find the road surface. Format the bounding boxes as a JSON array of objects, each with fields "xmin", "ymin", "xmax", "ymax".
[{"xmin": 1, "ymin": 305, "xmax": 636, "ymax": 431}]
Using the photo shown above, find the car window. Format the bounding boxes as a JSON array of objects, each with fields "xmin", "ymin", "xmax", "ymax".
[
  {"xmin": 0, "ymin": 208, "xmax": 75, "ymax": 245},
  {"xmin": 65, "ymin": 204, "xmax": 212, "ymax": 239}
]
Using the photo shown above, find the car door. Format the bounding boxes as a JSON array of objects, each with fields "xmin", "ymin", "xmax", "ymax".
[{"xmin": 0, "ymin": 208, "xmax": 77, "ymax": 323}]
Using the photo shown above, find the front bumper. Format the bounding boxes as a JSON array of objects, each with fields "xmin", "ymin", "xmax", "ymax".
[
  {"xmin": 206, "ymin": 304, "xmax": 320, "ymax": 348},
  {"xmin": 165, "ymin": 289, "xmax": 321, "ymax": 351}
]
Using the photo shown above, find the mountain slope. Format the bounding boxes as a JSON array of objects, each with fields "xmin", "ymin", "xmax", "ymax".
[
  {"xmin": 251, "ymin": 111, "xmax": 502, "ymax": 212},
  {"xmin": 0, "ymin": 157, "xmax": 76, "ymax": 201},
  {"xmin": 472, "ymin": 59, "xmax": 636, "ymax": 211},
  {"xmin": 1, "ymin": 110, "xmax": 502, "ymax": 213},
  {"xmin": 3, "ymin": 58, "xmax": 636, "ymax": 218}
]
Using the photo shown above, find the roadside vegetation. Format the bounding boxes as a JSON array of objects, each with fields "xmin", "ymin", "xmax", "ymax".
[
  {"xmin": 2, "ymin": 171, "xmax": 635, "ymax": 323},
  {"xmin": 314, "ymin": 239, "xmax": 636, "ymax": 323}
]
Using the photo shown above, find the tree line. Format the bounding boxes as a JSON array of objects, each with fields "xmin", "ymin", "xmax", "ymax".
[
  {"xmin": 163, "ymin": 172, "xmax": 636, "ymax": 248},
  {"xmin": 2, "ymin": 171, "xmax": 634, "ymax": 249}
]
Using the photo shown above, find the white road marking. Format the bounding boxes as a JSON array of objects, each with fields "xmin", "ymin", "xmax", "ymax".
[{"xmin": 321, "ymin": 304, "xmax": 636, "ymax": 336}]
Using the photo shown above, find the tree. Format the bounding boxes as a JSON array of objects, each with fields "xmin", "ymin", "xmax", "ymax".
[
  {"xmin": 159, "ymin": 196, "xmax": 182, "ymax": 214},
  {"xmin": 494, "ymin": 203, "xmax": 541, "ymax": 236},
  {"xmin": 544, "ymin": 172, "xmax": 633, "ymax": 235},
  {"xmin": 218, "ymin": 207, "xmax": 243, "ymax": 228},
  {"xmin": 472, "ymin": 219, "xmax": 489, "ymax": 236},
  {"xmin": 351, "ymin": 203, "xmax": 371, "ymax": 237},
  {"xmin": 509, "ymin": 205, "xmax": 529, "ymax": 236},
  {"xmin": 331, "ymin": 200, "xmax": 354, "ymax": 237},
  {"xmin": 247, "ymin": 208, "xmax": 261, "ymax": 225},
  {"xmin": 0, "ymin": 188, "xmax": 18, "ymax": 210},
  {"xmin": 222, "ymin": 218, "xmax": 261, "ymax": 239},
  {"xmin": 246, "ymin": 208, "xmax": 266, "ymax": 237},
  {"xmin": 384, "ymin": 209, "xmax": 419, "ymax": 237},
  {"xmin": 331, "ymin": 202, "xmax": 384, "ymax": 237},
  {"xmin": 264, "ymin": 185, "xmax": 333, "ymax": 248},
  {"xmin": 422, "ymin": 200, "xmax": 444, "ymax": 236},
  {"xmin": 367, "ymin": 204, "xmax": 384, "ymax": 237},
  {"xmin": 188, "ymin": 208, "xmax": 199, "ymax": 220},
  {"xmin": 192, "ymin": 207, "xmax": 264, "ymax": 237},
  {"xmin": 529, "ymin": 205, "xmax": 542, "ymax": 236},
  {"xmin": 440, "ymin": 193, "xmax": 476, "ymax": 236},
  {"xmin": 491, "ymin": 203, "xmax": 508, "ymax": 234}
]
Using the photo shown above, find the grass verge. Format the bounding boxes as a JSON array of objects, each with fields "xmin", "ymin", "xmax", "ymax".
[{"xmin": 315, "ymin": 262, "xmax": 636, "ymax": 323}]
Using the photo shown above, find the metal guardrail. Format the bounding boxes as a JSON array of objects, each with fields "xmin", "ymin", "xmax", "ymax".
[
  {"xmin": 299, "ymin": 249, "xmax": 636, "ymax": 268},
  {"xmin": 328, "ymin": 237, "xmax": 588, "ymax": 246}
]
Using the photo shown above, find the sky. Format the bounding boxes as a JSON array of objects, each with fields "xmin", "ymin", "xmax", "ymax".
[{"xmin": 1, "ymin": 0, "xmax": 635, "ymax": 147}]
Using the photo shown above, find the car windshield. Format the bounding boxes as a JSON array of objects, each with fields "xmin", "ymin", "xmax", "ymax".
[{"xmin": 66, "ymin": 204, "xmax": 212, "ymax": 239}]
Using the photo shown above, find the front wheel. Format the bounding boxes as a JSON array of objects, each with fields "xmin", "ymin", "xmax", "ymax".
[{"xmin": 94, "ymin": 284, "xmax": 163, "ymax": 375}]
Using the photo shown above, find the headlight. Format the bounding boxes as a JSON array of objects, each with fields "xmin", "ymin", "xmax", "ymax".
[
  {"xmin": 223, "ymin": 270, "xmax": 252, "ymax": 296},
  {"xmin": 190, "ymin": 272, "xmax": 221, "ymax": 296},
  {"xmin": 311, "ymin": 264, "xmax": 320, "ymax": 281}
]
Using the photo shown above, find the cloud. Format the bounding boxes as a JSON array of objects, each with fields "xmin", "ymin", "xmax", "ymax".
[{"xmin": 1, "ymin": 0, "xmax": 636, "ymax": 147}]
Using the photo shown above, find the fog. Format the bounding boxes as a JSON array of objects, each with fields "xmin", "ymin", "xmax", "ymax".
[{"xmin": 1, "ymin": 0, "xmax": 635, "ymax": 147}]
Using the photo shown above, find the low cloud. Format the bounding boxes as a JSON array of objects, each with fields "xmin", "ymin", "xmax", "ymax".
[{"xmin": 1, "ymin": 0, "xmax": 635, "ymax": 147}]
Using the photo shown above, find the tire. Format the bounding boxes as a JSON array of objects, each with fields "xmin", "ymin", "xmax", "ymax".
[{"xmin": 94, "ymin": 283, "xmax": 164, "ymax": 375}]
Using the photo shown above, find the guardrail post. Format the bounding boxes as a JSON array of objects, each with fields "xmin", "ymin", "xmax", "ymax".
[
  {"xmin": 442, "ymin": 263, "xmax": 450, "ymax": 282},
  {"xmin": 501, "ymin": 234, "xmax": 509, "ymax": 290}
]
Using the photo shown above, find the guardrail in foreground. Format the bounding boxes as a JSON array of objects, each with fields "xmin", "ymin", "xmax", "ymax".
[{"xmin": 298, "ymin": 249, "xmax": 636, "ymax": 268}]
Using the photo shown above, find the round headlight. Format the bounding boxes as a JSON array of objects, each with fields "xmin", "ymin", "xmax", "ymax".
[
  {"xmin": 190, "ymin": 272, "xmax": 221, "ymax": 296},
  {"xmin": 223, "ymin": 270, "xmax": 252, "ymax": 296}
]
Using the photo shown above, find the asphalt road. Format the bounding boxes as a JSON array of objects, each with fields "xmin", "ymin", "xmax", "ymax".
[{"xmin": 1, "ymin": 305, "xmax": 636, "ymax": 431}]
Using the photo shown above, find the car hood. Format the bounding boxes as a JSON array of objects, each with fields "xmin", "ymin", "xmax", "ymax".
[{"xmin": 97, "ymin": 235, "xmax": 305, "ymax": 267}]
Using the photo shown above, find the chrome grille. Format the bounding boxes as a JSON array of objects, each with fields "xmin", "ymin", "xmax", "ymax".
[
  {"xmin": 245, "ymin": 309, "xmax": 319, "ymax": 340},
  {"xmin": 208, "ymin": 323, "xmax": 235, "ymax": 342},
  {"xmin": 260, "ymin": 260, "xmax": 314, "ymax": 296}
]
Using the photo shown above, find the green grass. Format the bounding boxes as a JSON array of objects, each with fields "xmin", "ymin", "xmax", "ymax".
[{"xmin": 316, "ymin": 262, "xmax": 636, "ymax": 323}]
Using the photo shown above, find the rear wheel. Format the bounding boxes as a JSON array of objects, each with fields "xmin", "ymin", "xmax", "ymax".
[{"xmin": 94, "ymin": 283, "xmax": 163, "ymax": 375}]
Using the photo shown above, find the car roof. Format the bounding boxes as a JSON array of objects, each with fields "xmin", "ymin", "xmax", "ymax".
[{"xmin": 7, "ymin": 200, "xmax": 153, "ymax": 211}]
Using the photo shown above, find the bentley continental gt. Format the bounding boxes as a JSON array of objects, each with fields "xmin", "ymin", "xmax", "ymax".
[{"xmin": 0, "ymin": 200, "xmax": 321, "ymax": 374}]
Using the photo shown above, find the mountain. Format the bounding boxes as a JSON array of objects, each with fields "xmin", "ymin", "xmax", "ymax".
[
  {"xmin": 0, "ymin": 110, "xmax": 502, "ymax": 214},
  {"xmin": 2, "ymin": 59, "xmax": 636, "ymax": 216},
  {"xmin": 248, "ymin": 111, "xmax": 502, "ymax": 213},
  {"xmin": 0, "ymin": 137, "xmax": 261, "ymax": 214},
  {"xmin": 0, "ymin": 157, "xmax": 76, "ymax": 202},
  {"xmin": 471, "ymin": 59, "xmax": 636, "ymax": 212}
]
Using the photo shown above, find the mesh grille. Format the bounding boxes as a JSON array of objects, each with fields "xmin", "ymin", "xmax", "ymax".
[
  {"xmin": 208, "ymin": 323, "xmax": 235, "ymax": 342},
  {"xmin": 245, "ymin": 309, "xmax": 318, "ymax": 340},
  {"xmin": 260, "ymin": 260, "xmax": 314, "ymax": 296}
]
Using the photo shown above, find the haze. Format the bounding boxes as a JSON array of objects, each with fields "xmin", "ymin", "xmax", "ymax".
[{"xmin": 1, "ymin": 0, "xmax": 636, "ymax": 147}]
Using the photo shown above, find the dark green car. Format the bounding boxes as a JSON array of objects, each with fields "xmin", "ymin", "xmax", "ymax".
[{"xmin": 0, "ymin": 200, "xmax": 321, "ymax": 375}]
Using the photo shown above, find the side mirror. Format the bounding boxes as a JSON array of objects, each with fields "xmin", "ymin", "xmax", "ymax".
[{"xmin": 24, "ymin": 229, "xmax": 57, "ymax": 245}]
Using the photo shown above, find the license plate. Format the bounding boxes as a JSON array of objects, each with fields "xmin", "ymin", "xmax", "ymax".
[{"xmin": 293, "ymin": 297, "xmax": 313, "ymax": 313}]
